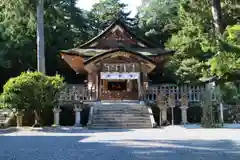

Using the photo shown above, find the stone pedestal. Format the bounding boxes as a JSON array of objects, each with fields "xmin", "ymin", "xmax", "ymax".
[
  {"xmin": 15, "ymin": 110, "xmax": 24, "ymax": 127},
  {"xmin": 156, "ymin": 93, "xmax": 167, "ymax": 125},
  {"xmin": 180, "ymin": 107, "xmax": 188, "ymax": 124},
  {"xmin": 168, "ymin": 94, "xmax": 176, "ymax": 125},
  {"xmin": 139, "ymin": 101, "xmax": 145, "ymax": 105},
  {"xmin": 74, "ymin": 105, "xmax": 82, "ymax": 127},
  {"xmin": 161, "ymin": 108, "xmax": 168, "ymax": 122},
  {"xmin": 180, "ymin": 93, "xmax": 189, "ymax": 124},
  {"xmin": 52, "ymin": 107, "xmax": 61, "ymax": 126}
]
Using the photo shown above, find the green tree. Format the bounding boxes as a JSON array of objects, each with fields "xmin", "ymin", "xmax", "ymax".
[
  {"xmin": 1, "ymin": 71, "xmax": 65, "ymax": 127},
  {"xmin": 165, "ymin": 0, "xmax": 215, "ymax": 82},
  {"xmin": 208, "ymin": 24, "xmax": 240, "ymax": 79},
  {"xmin": 0, "ymin": 0, "xmax": 90, "ymax": 77},
  {"xmin": 137, "ymin": 0, "xmax": 180, "ymax": 46},
  {"xmin": 165, "ymin": 0, "xmax": 240, "ymax": 82},
  {"xmin": 89, "ymin": 0, "xmax": 134, "ymax": 34}
]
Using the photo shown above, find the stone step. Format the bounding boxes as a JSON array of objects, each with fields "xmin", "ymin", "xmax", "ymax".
[
  {"xmin": 93, "ymin": 119, "xmax": 151, "ymax": 123},
  {"xmin": 93, "ymin": 116, "xmax": 150, "ymax": 120},
  {"xmin": 93, "ymin": 105, "xmax": 147, "ymax": 108},
  {"xmin": 93, "ymin": 108, "xmax": 148, "ymax": 112},
  {"xmin": 0, "ymin": 116, "xmax": 6, "ymax": 121},
  {"xmin": 91, "ymin": 122, "xmax": 152, "ymax": 126},
  {"xmin": 93, "ymin": 115, "xmax": 150, "ymax": 119},
  {"xmin": 93, "ymin": 122, "xmax": 151, "ymax": 126},
  {"xmin": 93, "ymin": 122, "xmax": 151, "ymax": 125},
  {"xmin": 94, "ymin": 112, "xmax": 150, "ymax": 115},
  {"xmin": 93, "ymin": 116, "xmax": 150, "ymax": 119},
  {"xmin": 93, "ymin": 108, "xmax": 148, "ymax": 111},
  {"xmin": 90, "ymin": 103, "xmax": 153, "ymax": 129},
  {"xmin": 93, "ymin": 112, "xmax": 149, "ymax": 115},
  {"xmin": 90, "ymin": 124, "xmax": 152, "ymax": 129},
  {"xmin": 93, "ymin": 107, "xmax": 148, "ymax": 110}
]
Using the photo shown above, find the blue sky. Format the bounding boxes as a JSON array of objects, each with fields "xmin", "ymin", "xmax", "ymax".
[{"xmin": 76, "ymin": 0, "xmax": 142, "ymax": 17}]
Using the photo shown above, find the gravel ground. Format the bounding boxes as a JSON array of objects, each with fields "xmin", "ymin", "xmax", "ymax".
[{"xmin": 0, "ymin": 125, "xmax": 240, "ymax": 160}]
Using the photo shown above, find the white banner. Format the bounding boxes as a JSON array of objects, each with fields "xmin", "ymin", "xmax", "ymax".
[{"xmin": 100, "ymin": 72, "xmax": 140, "ymax": 79}]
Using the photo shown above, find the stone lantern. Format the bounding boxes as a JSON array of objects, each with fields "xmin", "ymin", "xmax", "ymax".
[
  {"xmin": 52, "ymin": 106, "xmax": 61, "ymax": 127},
  {"xmin": 74, "ymin": 100, "xmax": 83, "ymax": 127},
  {"xmin": 180, "ymin": 93, "xmax": 189, "ymax": 124}
]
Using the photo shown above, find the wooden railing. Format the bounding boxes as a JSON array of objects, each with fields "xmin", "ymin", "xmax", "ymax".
[
  {"xmin": 59, "ymin": 84, "xmax": 96, "ymax": 102},
  {"xmin": 145, "ymin": 84, "xmax": 216, "ymax": 102},
  {"xmin": 59, "ymin": 84, "xmax": 217, "ymax": 103}
]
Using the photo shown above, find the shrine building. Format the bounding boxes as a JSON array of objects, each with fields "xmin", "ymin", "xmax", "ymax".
[{"xmin": 56, "ymin": 19, "xmax": 208, "ymax": 128}]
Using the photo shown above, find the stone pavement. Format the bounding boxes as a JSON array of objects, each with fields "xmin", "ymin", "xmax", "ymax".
[{"xmin": 0, "ymin": 126, "xmax": 240, "ymax": 160}]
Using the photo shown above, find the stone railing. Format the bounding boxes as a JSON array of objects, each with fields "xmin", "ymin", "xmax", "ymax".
[{"xmin": 59, "ymin": 84, "xmax": 217, "ymax": 103}]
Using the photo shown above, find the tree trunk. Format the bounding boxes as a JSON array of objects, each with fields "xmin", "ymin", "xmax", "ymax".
[
  {"xmin": 211, "ymin": 0, "xmax": 223, "ymax": 36},
  {"xmin": 201, "ymin": 83, "xmax": 216, "ymax": 128},
  {"xmin": 37, "ymin": 0, "xmax": 46, "ymax": 73}
]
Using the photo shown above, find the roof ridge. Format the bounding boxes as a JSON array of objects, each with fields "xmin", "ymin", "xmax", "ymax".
[
  {"xmin": 76, "ymin": 19, "xmax": 159, "ymax": 49},
  {"xmin": 83, "ymin": 48, "xmax": 156, "ymax": 65}
]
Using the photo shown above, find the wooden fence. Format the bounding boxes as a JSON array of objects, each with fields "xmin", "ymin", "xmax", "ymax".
[{"xmin": 59, "ymin": 84, "xmax": 217, "ymax": 103}]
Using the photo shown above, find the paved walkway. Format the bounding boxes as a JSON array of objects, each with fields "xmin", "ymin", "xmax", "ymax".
[{"xmin": 0, "ymin": 126, "xmax": 240, "ymax": 160}]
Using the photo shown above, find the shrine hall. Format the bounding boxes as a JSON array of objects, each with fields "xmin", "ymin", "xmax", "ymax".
[{"xmin": 56, "ymin": 19, "xmax": 209, "ymax": 128}]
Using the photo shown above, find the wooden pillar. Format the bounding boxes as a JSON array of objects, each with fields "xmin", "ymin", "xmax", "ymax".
[
  {"xmin": 96, "ymin": 71, "xmax": 99, "ymax": 100},
  {"xmin": 87, "ymin": 72, "xmax": 93, "ymax": 100},
  {"xmin": 142, "ymin": 73, "xmax": 148, "ymax": 100},
  {"xmin": 137, "ymin": 73, "xmax": 141, "ymax": 100},
  {"xmin": 138, "ymin": 63, "xmax": 144, "ymax": 101}
]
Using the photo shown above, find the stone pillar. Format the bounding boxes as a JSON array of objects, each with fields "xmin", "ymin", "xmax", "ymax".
[
  {"xmin": 161, "ymin": 108, "xmax": 168, "ymax": 122},
  {"xmin": 52, "ymin": 107, "xmax": 61, "ymax": 126},
  {"xmin": 74, "ymin": 104, "xmax": 82, "ymax": 127},
  {"xmin": 180, "ymin": 107, "xmax": 188, "ymax": 124},
  {"xmin": 156, "ymin": 93, "xmax": 167, "ymax": 125},
  {"xmin": 168, "ymin": 94, "xmax": 176, "ymax": 125},
  {"xmin": 15, "ymin": 111, "xmax": 24, "ymax": 127},
  {"xmin": 180, "ymin": 93, "xmax": 189, "ymax": 124}
]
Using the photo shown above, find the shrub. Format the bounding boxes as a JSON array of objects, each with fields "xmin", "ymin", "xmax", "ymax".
[{"xmin": 1, "ymin": 71, "xmax": 65, "ymax": 126}]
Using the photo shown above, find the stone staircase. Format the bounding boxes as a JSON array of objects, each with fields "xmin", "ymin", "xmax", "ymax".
[
  {"xmin": 0, "ymin": 109, "xmax": 14, "ymax": 128},
  {"xmin": 88, "ymin": 103, "xmax": 155, "ymax": 129}
]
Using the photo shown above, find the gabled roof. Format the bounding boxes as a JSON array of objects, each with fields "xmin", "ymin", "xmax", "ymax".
[
  {"xmin": 78, "ymin": 19, "xmax": 159, "ymax": 48},
  {"xmin": 83, "ymin": 48, "xmax": 156, "ymax": 65},
  {"xmin": 61, "ymin": 48, "xmax": 174, "ymax": 57}
]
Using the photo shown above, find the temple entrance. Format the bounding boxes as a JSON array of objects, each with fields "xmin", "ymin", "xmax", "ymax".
[
  {"xmin": 107, "ymin": 80, "xmax": 127, "ymax": 91},
  {"xmin": 100, "ymin": 77, "xmax": 139, "ymax": 101},
  {"xmin": 83, "ymin": 50, "xmax": 156, "ymax": 102}
]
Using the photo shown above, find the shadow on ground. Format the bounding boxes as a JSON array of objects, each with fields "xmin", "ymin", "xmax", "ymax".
[
  {"xmin": 0, "ymin": 134, "xmax": 239, "ymax": 160},
  {"xmin": 38, "ymin": 127, "xmax": 133, "ymax": 133},
  {"xmin": 0, "ymin": 127, "xmax": 134, "ymax": 134},
  {"xmin": 179, "ymin": 124, "xmax": 240, "ymax": 129},
  {"xmin": 0, "ymin": 127, "xmax": 20, "ymax": 134}
]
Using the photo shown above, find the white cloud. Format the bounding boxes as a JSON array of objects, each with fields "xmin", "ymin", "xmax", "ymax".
[{"xmin": 76, "ymin": 0, "xmax": 142, "ymax": 17}]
